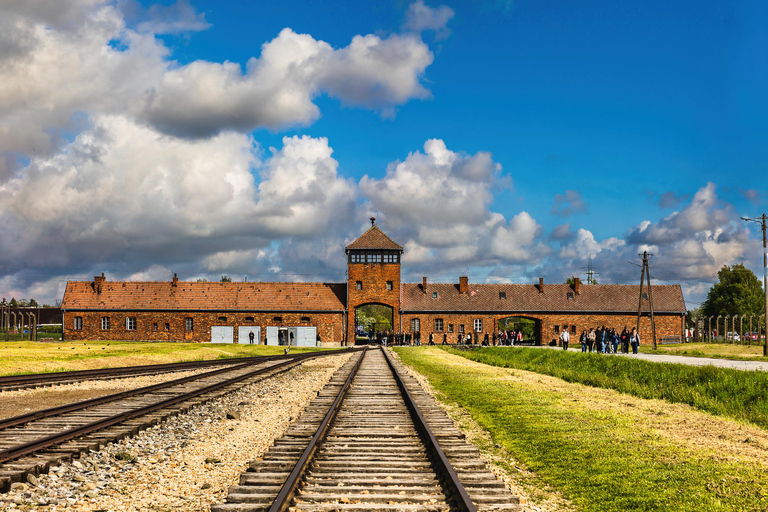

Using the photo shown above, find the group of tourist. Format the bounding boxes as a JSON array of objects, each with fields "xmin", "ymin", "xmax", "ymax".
[
  {"xmin": 365, "ymin": 329, "xmax": 528, "ymax": 346},
  {"xmin": 560, "ymin": 326, "xmax": 641, "ymax": 354}
]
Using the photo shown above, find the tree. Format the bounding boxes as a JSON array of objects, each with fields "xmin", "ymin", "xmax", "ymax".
[
  {"xmin": 9, "ymin": 298, "xmax": 18, "ymax": 307},
  {"xmin": 29, "ymin": 299, "xmax": 38, "ymax": 307},
  {"xmin": 220, "ymin": 275, "xmax": 232, "ymax": 282},
  {"xmin": 701, "ymin": 264, "xmax": 765, "ymax": 319},
  {"xmin": 565, "ymin": 276, "xmax": 597, "ymax": 285}
]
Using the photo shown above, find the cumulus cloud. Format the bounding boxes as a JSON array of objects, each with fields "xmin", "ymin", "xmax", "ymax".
[
  {"xmin": 132, "ymin": 0, "xmax": 211, "ymax": 34},
  {"xmin": 658, "ymin": 190, "xmax": 686, "ymax": 209},
  {"xmin": 551, "ymin": 189, "xmax": 587, "ymax": 217},
  {"xmin": 403, "ymin": 1, "xmax": 455, "ymax": 40}
]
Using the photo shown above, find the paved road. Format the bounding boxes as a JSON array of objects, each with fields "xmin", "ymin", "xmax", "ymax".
[{"xmin": 538, "ymin": 345, "xmax": 768, "ymax": 371}]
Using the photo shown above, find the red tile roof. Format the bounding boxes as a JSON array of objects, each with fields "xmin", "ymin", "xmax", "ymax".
[
  {"xmin": 62, "ymin": 281, "xmax": 346, "ymax": 311},
  {"xmin": 346, "ymin": 226, "xmax": 403, "ymax": 251},
  {"xmin": 401, "ymin": 282, "xmax": 685, "ymax": 314}
]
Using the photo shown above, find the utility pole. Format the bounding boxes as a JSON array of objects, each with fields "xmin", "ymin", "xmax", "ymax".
[
  {"xmin": 636, "ymin": 251, "xmax": 657, "ymax": 349},
  {"xmin": 740, "ymin": 214, "xmax": 768, "ymax": 356}
]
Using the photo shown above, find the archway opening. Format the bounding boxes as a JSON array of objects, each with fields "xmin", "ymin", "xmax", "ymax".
[
  {"xmin": 354, "ymin": 304, "xmax": 393, "ymax": 344},
  {"xmin": 497, "ymin": 316, "xmax": 541, "ymax": 345}
]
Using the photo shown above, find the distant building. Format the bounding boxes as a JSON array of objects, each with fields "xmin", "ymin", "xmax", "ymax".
[{"xmin": 62, "ymin": 223, "xmax": 685, "ymax": 345}]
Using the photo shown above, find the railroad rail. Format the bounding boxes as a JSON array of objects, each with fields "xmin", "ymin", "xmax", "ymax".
[
  {"xmin": 213, "ymin": 347, "xmax": 520, "ymax": 511},
  {"xmin": 0, "ymin": 353, "xmax": 308, "ymax": 392},
  {"xmin": 0, "ymin": 348, "xmax": 358, "ymax": 492}
]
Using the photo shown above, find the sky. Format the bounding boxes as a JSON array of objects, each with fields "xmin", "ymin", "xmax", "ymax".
[{"xmin": 0, "ymin": 0, "xmax": 766, "ymax": 309}]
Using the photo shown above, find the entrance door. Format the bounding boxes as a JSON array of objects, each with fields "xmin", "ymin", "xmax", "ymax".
[
  {"xmin": 295, "ymin": 326, "xmax": 317, "ymax": 347},
  {"xmin": 211, "ymin": 326, "xmax": 234, "ymax": 344},
  {"xmin": 266, "ymin": 326, "xmax": 278, "ymax": 345},
  {"xmin": 238, "ymin": 326, "xmax": 261, "ymax": 345}
]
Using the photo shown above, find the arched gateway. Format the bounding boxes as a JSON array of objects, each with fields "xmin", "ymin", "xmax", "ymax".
[{"xmin": 345, "ymin": 219, "xmax": 403, "ymax": 343}]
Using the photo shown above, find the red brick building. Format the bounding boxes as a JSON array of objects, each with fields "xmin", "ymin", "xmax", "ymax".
[{"xmin": 62, "ymin": 223, "xmax": 685, "ymax": 345}]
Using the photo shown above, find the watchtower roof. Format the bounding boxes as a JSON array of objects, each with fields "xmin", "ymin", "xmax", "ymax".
[{"xmin": 346, "ymin": 225, "xmax": 403, "ymax": 252}]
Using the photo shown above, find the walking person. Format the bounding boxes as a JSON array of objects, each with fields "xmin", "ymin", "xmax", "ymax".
[
  {"xmin": 620, "ymin": 327, "xmax": 629, "ymax": 354},
  {"xmin": 560, "ymin": 328, "xmax": 570, "ymax": 350},
  {"xmin": 630, "ymin": 328, "xmax": 640, "ymax": 354},
  {"xmin": 248, "ymin": 330, "xmax": 255, "ymax": 345},
  {"xmin": 580, "ymin": 330, "xmax": 587, "ymax": 352},
  {"xmin": 611, "ymin": 329, "xmax": 619, "ymax": 354},
  {"xmin": 587, "ymin": 328, "xmax": 596, "ymax": 352},
  {"xmin": 442, "ymin": 332, "xmax": 448, "ymax": 345}
]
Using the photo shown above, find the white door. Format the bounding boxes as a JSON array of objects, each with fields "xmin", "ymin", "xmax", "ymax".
[
  {"xmin": 211, "ymin": 326, "xmax": 234, "ymax": 344},
  {"xmin": 266, "ymin": 326, "xmax": 278, "ymax": 345},
  {"xmin": 297, "ymin": 327, "xmax": 317, "ymax": 347},
  {"xmin": 238, "ymin": 326, "xmax": 260, "ymax": 345}
]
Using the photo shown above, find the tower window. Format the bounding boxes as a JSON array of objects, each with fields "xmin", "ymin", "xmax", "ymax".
[
  {"xmin": 356, "ymin": 281, "xmax": 362, "ymax": 290},
  {"xmin": 386, "ymin": 281, "xmax": 393, "ymax": 291}
]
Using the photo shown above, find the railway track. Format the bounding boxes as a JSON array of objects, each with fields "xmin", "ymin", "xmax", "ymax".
[
  {"xmin": 0, "ymin": 348, "xmax": 358, "ymax": 492},
  {"xmin": 213, "ymin": 347, "xmax": 520, "ymax": 511},
  {"xmin": 0, "ymin": 354, "xmax": 303, "ymax": 392}
]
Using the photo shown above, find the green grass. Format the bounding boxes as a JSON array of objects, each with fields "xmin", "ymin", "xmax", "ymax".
[
  {"xmin": 396, "ymin": 347, "xmax": 768, "ymax": 511},
  {"xmin": 447, "ymin": 346, "xmax": 768, "ymax": 431},
  {"xmin": 0, "ymin": 341, "xmax": 338, "ymax": 376},
  {"xmin": 639, "ymin": 342, "xmax": 768, "ymax": 362}
]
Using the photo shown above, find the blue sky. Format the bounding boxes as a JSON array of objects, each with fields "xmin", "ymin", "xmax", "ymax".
[{"xmin": 0, "ymin": 0, "xmax": 765, "ymax": 308}]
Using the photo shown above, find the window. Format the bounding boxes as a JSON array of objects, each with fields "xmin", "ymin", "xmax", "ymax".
[
  {"xmin": 435, "ymin": 319, "xmax": 443, "ymax": 332},
  {"xmin": 448, "ymin": 324, "xmax": 454, "ymax": 333},
  {"xmin": 301, "ymin": 316, "xmax": 311, "ymax": 322},
  {"xmin": 383, "ymin": 252, "xmax": 399, "ymax": 263},
  {"xmin": 350, "ymin": 253, "xmax": 364, "ymax": 263},
  {"xmin": 554, "ymin": 325, "xmax": 560, "ymax": 333},
  {"xmin": 152, "ymin": 322, "xmax": 158, "ymax": 331},
  {"xmin": 356, "ymin": 281, "xmax": 362, "ymax": 290},
  {"xmin": 432, "ymin": 291, "xmax": 438, "ymax": 299},
  {"xmin": 499, "ymin": 291, "xmax": 506, "ymax": 299},
  {"xmin": 459, "ymin": 324, "xmax": 465, "ymax": 333},
  {"xmin": 218, "ymin": 316, "xmax": 227, "ymax": 322},
  {"xmin": 386, "ymin": 281, "xmax": 393, "ymax": 291},
  {"xmin": 369, "ymin": 252, "xmax": 381, "ymax": 263},
  {"xmin": 571, "ymin": 325, "xmax": 576, "ymax": 334},
  {"xmin": 74, "ymin": 316, "xmax": 83, "ymax": 330},
  {"xmin": 126, "ymin": 317, "xmax": 137, "ymax": 331},
  {"xmin": 642, "ymin": 292, "xmax": 649, "ymax": 300},
  {"xmin": 273, "ymin": 316, "xmax": 283, "ymax": 323},
  {"xmin": 411, "ymin": 318, "xmax": 420, "ymax": 332},
  {"xmin": 474, "ymin": 319, "xmax": 483, "ymax": 332},
  {"xmin": 186, "ymin": 318, "xmax": 193, "ymax": 331},
  {"xmin": 101, "ymin": 317, "xmax": 110, "ymax": 330},
  {"xmin": 567, "ymin": 292, "xmax": 574, "ymax": 300},
  {"xmin": 164, "ymin": 322, "xmax": 169, "ymax": 331},
  {"xmin": 245, "ymin": 316, "xmax": 254, "ymax": 322}
]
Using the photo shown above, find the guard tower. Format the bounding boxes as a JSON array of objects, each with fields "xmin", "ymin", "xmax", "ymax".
[{"xmin": 345, "ymin": 218, "xmax": 403, "ymax": 343}]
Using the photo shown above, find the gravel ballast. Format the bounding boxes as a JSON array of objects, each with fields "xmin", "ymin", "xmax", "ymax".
[{"xmin": 0, "ymin": 353, "xmax": 351, "ymax": 511}]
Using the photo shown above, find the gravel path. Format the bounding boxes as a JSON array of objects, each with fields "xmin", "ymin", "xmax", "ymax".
[
  {"xmin": 536, "ymin": 345, "xmax": 768, "ymax": 371},
  {"xmin": 0, "ymin": 353, "xmax": 351, "ymax": 511}
]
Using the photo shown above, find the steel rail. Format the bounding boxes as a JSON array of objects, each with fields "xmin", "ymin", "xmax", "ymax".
[
  {"xmin": 0, "ymin": 348, "xmax": 360, "ymax": 464},
  {"xmin": 0, "ymin": 354, "xmax": 292, "ymax": 387},
  {"xmin": 0, "ymin": 350, "xmax": 329, "ymax": 430},
  {"xmin": 268, "ymin": 347, "xmax": 368, "ymax": 512},
  {"xmin": 381, "ymin": 347, "xmax": 478, "ymax": 512}
]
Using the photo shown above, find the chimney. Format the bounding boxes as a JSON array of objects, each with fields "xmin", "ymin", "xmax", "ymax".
[
  {"xmin": 422, "ymin": 276, "xmax": 427, "ymax": 293},
  {"xmin": 172, "ymin": 273, "xmax": 178, "ymax": 287},
  {"xmin": 574, "ymin": 277, "xmax": 581, "ymax": 295},
  {"xmin": 459, "ymin": 276, "xmax": 468, "ymax": 294},
  {"xmin": 538, "ymin": 277, "xmax": 544, "ymax": 294},
  {"xmin": 94, "ymin": 273, "xmax": 105, "ymax": 294}
]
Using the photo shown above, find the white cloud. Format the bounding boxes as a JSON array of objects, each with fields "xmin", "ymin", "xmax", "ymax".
[
  {"xmin": 403, "ymin": 1, "xmax": 454, "ymax": 40},
  {"xmin": 491, "ymin": 212, "xmax": 544, "ymax": 261},
  {"xmin": 141, "ymin": 29, "xmax": 434, "ymax": 137}
]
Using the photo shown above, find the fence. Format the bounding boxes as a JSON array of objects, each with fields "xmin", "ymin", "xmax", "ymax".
[{"xmin": 690, "ymin": 313, "xmax": 766, "ymax": 345}]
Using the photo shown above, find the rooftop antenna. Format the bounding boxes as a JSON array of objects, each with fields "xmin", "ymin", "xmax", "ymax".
[{"xmin": 370, "ymin": 217, "xmax": 376, "ymax": 226}]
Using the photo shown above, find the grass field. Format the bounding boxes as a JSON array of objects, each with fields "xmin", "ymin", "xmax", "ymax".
[
  {"xmin": 640, "ymin": 342, "xmax": 768, "ymax": 362},
  {"xmin": 446, "ymin": 346, "xmax": 768, "ymax": 431},
  {"xmin": 395, "ymin": 347, "xmax": 768, "ymax": 512},
  {"xmin": 0, "ymin": 341, "xmax": 336, "ymax": 376}
]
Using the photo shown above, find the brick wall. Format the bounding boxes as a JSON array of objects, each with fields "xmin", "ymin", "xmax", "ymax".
[
  {"xmin": 63, "ymin": 311, "xmax": 345, "ymax": 345},
  {"xmin": 399, "ymin": 311, "xmax": 683, "ymax": 345},
  {"xmin": 347, "ymin": 262, "xmax": 401, "ymax": 343}
]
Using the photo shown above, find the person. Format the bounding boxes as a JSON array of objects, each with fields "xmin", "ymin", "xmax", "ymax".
[
  {"xmin": 630, "ymin": 328, "xmax": 640, "ymax": 354},
  {"xmin": 428, "ymin": 332, "xmax": 435, "ymax": 346},
  {"xmin": 587, "ymin": 328, "xmax": 596, "ymax": 352},
  {"xmin": 580, "ymin": 330, "xmax": 587, "ymax": 352},
  {"xmin": 559, "ymin": 328, "xmax": 570, "ymax": 350},
  {"xmin": 483, "ymin": 333, "xmax": 489, "ymax": 346},
  {"xmin": 442, "ymin": 332, "xmax": 447, "ymax": 345},
  {"xmin": 620, "ymin": 327, "xmax": 629, "ymax": 354},
  {"xmin": 248, "ymin": 330, "xmax": 255, "ymax": 345},
  {"xmin": 611, "ymin": 329, "xmax": 619, "ymax": 354},
  {"xmin": 517, "ymin": 331, "xmax": 523, "ymax": 344},
  {"xmin": 415, "ymin": 331, "xmax": 421, "ymax": 346},
  {"xmin": 288, "ymin": 330, "xmax": 294, "ymax": 346},
  {"xmin": 316, "ymin": 333, "xmax": 321, "ymax": 347}
]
